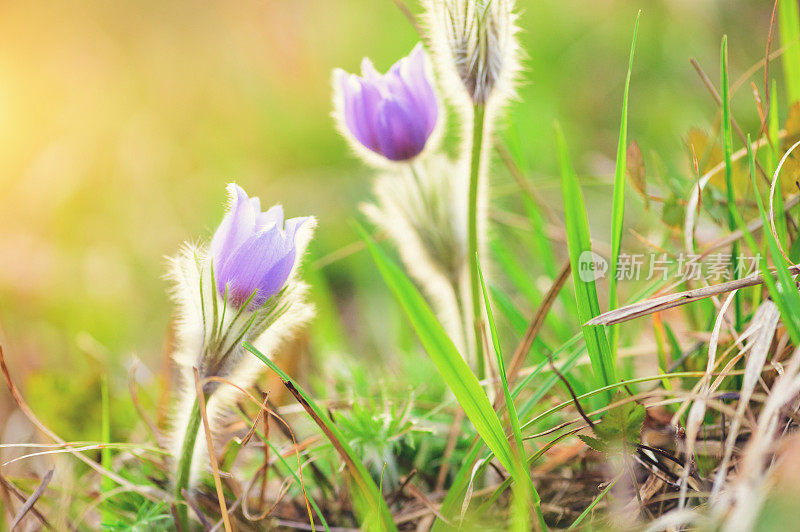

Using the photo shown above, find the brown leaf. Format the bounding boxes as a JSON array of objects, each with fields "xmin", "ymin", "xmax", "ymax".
[
  {"xmin": 785, "ymin": 102, "xmax": 800, "ymax": 142},
  {"xmin": 687, "ymin": 128, "xmax": 723, "ymax": 176},
  {"xmin": 780, "ymin": 102, "xmax": 800, "ymax": 193},
  {"xmin": 626, "ymin": 141, "xmax": 648, "ymax": 208}
]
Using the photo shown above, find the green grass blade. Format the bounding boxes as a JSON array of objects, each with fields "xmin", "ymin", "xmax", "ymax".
[
  {"xmin": 359, "ymin": 226, "xmax": 535, "ymax": 529},
  {"xmin": 555, "ymin": 123, "xmax": 617, "ymax": 392},
  {"xmin": 244, "ymin": 343, "xmax": 397, "ymax": 532},
  {"xmin": 779, "ymin": 0, "xmax": 800, "ymax": 104},
  {"xmin": 608, "ymin": 11, "xmax": 641, "ymax": 354},
  {"xmin": 477, "ymin": 255, "xmax": 544, "ymax": 531},
  {"xmin": 358, "ymin": 227, "xmax": 518, "ymax": 472},
  {"xmin": 432, "ymin": 335, "xmax": 579, "ymax": 531},
  {"xmin": 769, "ymin": 80, "xmax": 789, "ymax": 247},
  {"xmin": 721, "ymin": 36, "xmax": 743, "ymax": 329}
]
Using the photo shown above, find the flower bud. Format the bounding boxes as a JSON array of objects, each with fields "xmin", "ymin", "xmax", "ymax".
[{"xmin": 425, "ymin": 0, "xmax": 520, "ymax": 105}]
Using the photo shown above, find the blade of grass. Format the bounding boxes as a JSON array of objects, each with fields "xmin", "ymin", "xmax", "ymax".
[
  {"xmin": 244, "ymin": 344, "xmax": 397, "ymax": 532},
  {"xmin": 100, "ymin": 375, "xmax": 113, "ymax": 525},
  {"xmin": 477, "ymin": 255, "xmax": 544, "ymax": 531},
  {"xmin": 556, "ymin": 123, "xmax": 616, "ymax": 393},
  {"xmin": 608, "ymin": 11, "xmax": 641, "ymax": 355},
  {"xmin": 431, "ymin": 336, "xmax": 578, "ymax": 531},
  {"xmin": 769, "ymin": 80, "xmax": 789, "ymax": 247},
  {"xmin": 779, "ymin": 0, "xmax": 800, "ymax": 104},
  {"xmin": 721, "ymin": 36, "xmax": 743, "ymax": 329}
]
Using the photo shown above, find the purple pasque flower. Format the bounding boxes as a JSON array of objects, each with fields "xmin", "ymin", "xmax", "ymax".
[
  {"xmin": 210, "ymin": 184, "xmax": 308, "ymax": 308},
  {"xmin": 335, "ymin": 43, "xmax": 439, "ymax": 162}
]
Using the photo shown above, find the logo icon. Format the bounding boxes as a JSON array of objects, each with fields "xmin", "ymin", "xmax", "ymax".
[{"xmin": 578, "ymin": 250, "xmax": 608, "ymax": 282}]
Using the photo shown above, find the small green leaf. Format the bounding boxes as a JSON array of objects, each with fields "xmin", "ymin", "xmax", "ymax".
[
  {"xmin": 578, "ymin": 434, "xmax": 608, "ymax": 453},
  {"xmin": 661, "ymin": 195, "xmax": 685, "ymax": 229},
  {"xmin": 592, "ymin": 391, "xmax": 645, "ymax": 449}
]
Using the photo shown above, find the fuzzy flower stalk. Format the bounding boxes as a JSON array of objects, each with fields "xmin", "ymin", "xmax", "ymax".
[
  {"xmin": 168, "ymin": 184, "xmax": 314, "ymax": 528},
  {"xmin": 362, "ymin": 156, "xmax": 471, "ymax": 354},
  {"xmin": 424, "ymin": 0, "xmax": 521, "ymax": 378}
]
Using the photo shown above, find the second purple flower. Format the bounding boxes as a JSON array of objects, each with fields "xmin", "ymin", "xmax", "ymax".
[{"xmin": 334, "ymin": 43, "xmax": 439, "ymax": 162}]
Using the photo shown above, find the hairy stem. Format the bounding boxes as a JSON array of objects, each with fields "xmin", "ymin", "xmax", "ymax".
[
  {"xmin": 174, "ymin": 397, "xmax": 202, "ymax": 530},
  {"xmin": 468, "ymin": 103, "xmax": 487, "ymax": 378}
]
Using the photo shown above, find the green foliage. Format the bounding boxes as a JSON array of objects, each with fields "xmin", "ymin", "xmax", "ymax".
[
  {"xmin": 101, "ymin": 501, "xmax": 173, "ymax": 531},
  {"xmin": 359, "ymin": 228, "xmax": 521, "ymax": 478},
  {"xmin": 26, "ymin": 369, "xmax": 136, "ymax": 444},
  {"xmin": 336, "ymin": 394, "xmax": 420, "ymax": 488}
]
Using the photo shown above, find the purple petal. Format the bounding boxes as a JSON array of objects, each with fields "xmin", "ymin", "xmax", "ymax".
[
  {"xmin": 257, "ymin": 205, "xmax": 284, "ymax": 231},
  {"xmin": 341, "ymin": 75, "xmax": 382, "ymax": 153},
  {"xmin": 360, "ymin": 57, "xmax": 381, "ymax": 80},
  {"xmin": 388, "ymin": 45, "xmax": 437, "ymax": 136},
  {"xmin": 284, "ymin": 216, "xmax": 309, "ymax": 242},
  {"xmin": 217, "ymin": 228, "xmax": 293, "ymax": 306},
  {"xmin": 210, "ymin": 184, "xmax": 257, "ymax": 270},
  {"xmin": 375, "ymin": 98, "xmax": 427, "ymax": 161}
]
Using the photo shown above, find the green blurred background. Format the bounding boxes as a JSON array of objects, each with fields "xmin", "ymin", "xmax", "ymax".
[{"xmin": 0, "ymin": 0, "xmax": 776, "ymax": 438}]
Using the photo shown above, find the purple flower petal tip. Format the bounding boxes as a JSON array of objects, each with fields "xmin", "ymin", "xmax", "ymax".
[
  {"xmin": 211, "ymin": 184, "xmax": 307, "ymax": 308},
  {"xmin": 337, "ymin": 43, "xmax": 438, "ymax": 162}
]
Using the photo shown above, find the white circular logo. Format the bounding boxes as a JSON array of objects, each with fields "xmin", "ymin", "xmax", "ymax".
[{"xmin": 578, "ymin": 250, "xmax": 608, "ymax": 282}]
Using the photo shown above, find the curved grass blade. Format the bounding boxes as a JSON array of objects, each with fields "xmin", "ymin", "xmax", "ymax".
[{"xmin": 244, "ymin": 343, "xmax": 397, "ymax": 532}]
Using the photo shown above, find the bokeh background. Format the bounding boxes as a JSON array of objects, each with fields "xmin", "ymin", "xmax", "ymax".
[{"xmin": 0, "ymin": 0, "xmax": 776, "ymax": 440}]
